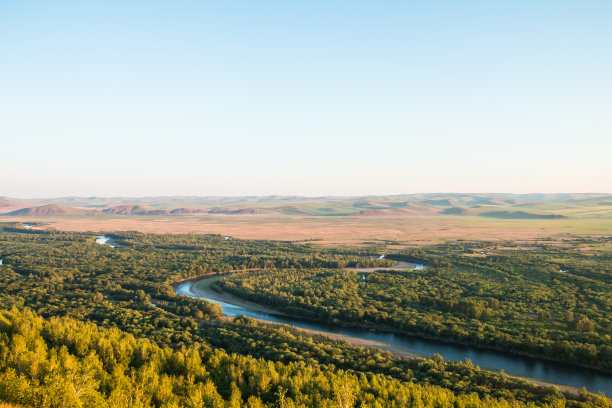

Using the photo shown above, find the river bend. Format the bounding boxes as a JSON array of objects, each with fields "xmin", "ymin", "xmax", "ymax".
[{"xmin": 94, "ymin": 237, "xmax": 611, "ymax": 395}]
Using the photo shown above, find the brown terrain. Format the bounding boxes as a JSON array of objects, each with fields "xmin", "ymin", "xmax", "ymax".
[
  {"xmin": 7, "ymin": 204, "xmax": 95, "ymax": 216},
  {"xmin": 102, "ymin": 204, "xmax": 160, "ymax": 215},
  {"xmin": 0, "ymin": 198, "xmax": 28, "ymax": 213},
  {"xmin": 355, "ymin": 207, "xmax": 438, "ymax": 216},
  {"xmin": 2, "ymin": 194, "xmax": 610, "ymax": 246},
  {"xmin": 2, "ymin": 204, "xmax": 272, "ymax": 217},
  {"xmin": 3, "ymin": 214, "xmax": 609, "ymax": 247}
]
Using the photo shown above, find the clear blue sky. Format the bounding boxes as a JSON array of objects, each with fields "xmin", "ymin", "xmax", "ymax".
[{"xmin": 1, "ymin": 1, "xmax": 610, "ymax": 197}]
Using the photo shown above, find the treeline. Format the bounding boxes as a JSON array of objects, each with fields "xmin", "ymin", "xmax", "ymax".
[
  {"xmin": 107, "ymin": 231, "xmax": 392, "ymax": 271},
  {"xmin": 218, "ymin": 241, "xmax": 612, "ymax": 371}
]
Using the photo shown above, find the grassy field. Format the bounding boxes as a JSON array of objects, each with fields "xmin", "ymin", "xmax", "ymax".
[
  {"xmin": 3, "ymin": 194, "xmax": 610, "ymax": 246},
  {"xmin": 3, "ymin": 213, "xmax": 611, "ymax": 247}
]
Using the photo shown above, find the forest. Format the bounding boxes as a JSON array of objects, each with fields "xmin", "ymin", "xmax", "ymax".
[
  {"xmin": 218, "ymin": 241, "xmax": 612, "ymax": 371},
  {"xmin": 0, "ymin": 224, "xmax": 610, "ymax": 407}
]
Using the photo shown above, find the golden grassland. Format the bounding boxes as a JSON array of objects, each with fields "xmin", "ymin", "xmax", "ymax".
[{"xmin": 3, "ymin": 213, "xmax": 611, "ymax": 247}]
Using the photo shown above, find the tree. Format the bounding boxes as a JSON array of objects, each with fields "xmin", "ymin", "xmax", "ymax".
[{"xmin": 576, "ymin": 318, "xmax": 595, "ymax": 332}]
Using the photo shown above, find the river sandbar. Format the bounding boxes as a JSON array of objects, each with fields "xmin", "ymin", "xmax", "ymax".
[{"xmin": 189, "ymin": 275, "xmax": 287, "ymax": 316}]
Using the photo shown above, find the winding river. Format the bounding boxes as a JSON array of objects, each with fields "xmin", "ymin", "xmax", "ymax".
[
  {"xmin": 96, "ymin": 235, "xmax": 118, "ymax": 247},
  {"xmin": 95, "ymin": 237, "xmax": 612, "ymax": 395},
  {"xmin": 175, "ymin": 277, "xmax": 612, "ymax": 395}
]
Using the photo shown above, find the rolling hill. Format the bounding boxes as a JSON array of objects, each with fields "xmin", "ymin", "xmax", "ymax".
[
  {"xmin": 0, "ymin": 198, "xmax": 28, "ymax": 213},
  {"xmin": 1, "ymin": 193, "xmax": 611, "ymax": 219},
  {"xmin": 5, "ymin": 204, "xmax": 94, "ymax": 216},
  {"xmin": 479, "ymin": 211, "xmax": 567, "ymax": 219}
]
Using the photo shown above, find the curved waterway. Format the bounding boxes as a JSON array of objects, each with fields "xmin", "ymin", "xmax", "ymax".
[
  {"xmin": 92, "ymin": 239, "xmax": 611, "ymax": 395},
  {"xmin": 176, "ymin": 276, "xmax": 612, "ymax": 395},
  {"xmin": 96, "ymin": 236, "xmax": 118, "ymax": 248}
]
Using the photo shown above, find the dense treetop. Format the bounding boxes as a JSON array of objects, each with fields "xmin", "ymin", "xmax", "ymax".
[{"xmin": 219, "ymin": 240, "xmax": 612, "ymax": 371}]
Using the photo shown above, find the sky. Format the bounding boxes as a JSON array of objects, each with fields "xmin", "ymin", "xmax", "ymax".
[{"xmin": 1, "ymin": 1, "xmax": 611, "ymax": 197}]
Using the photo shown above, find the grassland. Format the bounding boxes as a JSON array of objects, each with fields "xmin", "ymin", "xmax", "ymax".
[
  {"xmin": 2, "ymin": 213, "xmax": 610, "ymax": 247},
  {"xmin": 2, "ymin": 194, "xmax": 610, "ymax": 246}
]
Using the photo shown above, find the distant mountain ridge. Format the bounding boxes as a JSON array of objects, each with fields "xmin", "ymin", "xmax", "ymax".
[
  {"xmin": 355, "ymin": 208, "xmax": 436, "ymax": 216},
  {"xmin": 102, "ymin": 205, "xmax": 161, "ymax": 215},
  {"xmin": 1, "ymin": 193, "xmax": 611, "ymax": 218},
  {"xmin": 0, "ymin": 198, "xmax": 28, "ymax": 212},
  {"xmin": 2, "ymin": 204, "xmax": 274, "ymax": 217},
  {"xmin": 479, "ymin": 211, "xmax": 567, "ymax": 219},
  {"xmin": 11, "ymin": 193, "xmax": 612, "ymax": 209},
  {"xmin": 6, "ymin": 204, "xmax": 95, "ymax": 216}
]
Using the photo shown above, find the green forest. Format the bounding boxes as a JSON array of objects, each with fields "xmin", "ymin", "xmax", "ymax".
[
  {"xmin": 218, "ymin": 241, "xmax": 612, "ymax": 371},
  {"xmin": 0, "ymin": 224, "xmax": 610, "ymax": 407}
]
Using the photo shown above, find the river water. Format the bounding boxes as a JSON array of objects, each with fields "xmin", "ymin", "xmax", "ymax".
[
  {"xmin": 93, "ymin": 238, "xmax": 611, "ymax": 395},
  {"xmin": 96, "ymin": 236, "xmax": 117, "ymax": 247},
  {"xmin": 175, "ymin": 278, "xmax": 612, "ymax": 395}
]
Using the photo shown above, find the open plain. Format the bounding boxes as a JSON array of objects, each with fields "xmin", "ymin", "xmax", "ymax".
[{"xmin": 3, "ymin": 213, "xmax": 611, "ymax": 247}]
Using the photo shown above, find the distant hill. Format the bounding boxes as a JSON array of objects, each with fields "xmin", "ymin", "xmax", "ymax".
[
  {"xmin": 275, "ymin": 206, "xmax": 312, "ymax": 215},
  {"xmin": 100, "ymin": 205, "xmax": 272, "ymax": 216},
  {"xmin": 440, "ymin": 207, "xmax": 466, "ymax": 215},
  {"xmin": 2, "ymin": 194, "xmax": 610, "ymax": 218},
  {"xmin": 169, "ymin": 208, "xmax": 210, "ymax": 215},
  {"xmin": 466, "ymin": 197, "xmax": 502, "ymax": 206},
  {"xmin": 9, "ymin": 193, "xmax": 611, "ymax": 209},
  {"xmin": 479, "ymin": 211, "xmax": 566, "ymax": 219},
  {"xmin": 5, "ymin": 204, "xmax": 94, "ymax": 216},
  {"xmin": 0, "ymin": 198, "xmax": 28, "ymax": 213},
  {"xmin": 352, "ymin": 200, "xmax": 392, "ymax": 209},
  {"xmin": 422, "ymin": 199, "xmax": 453, "ymax": 206},
  {"xmin": 207, "ymin": 207, "xmax": 273, "ymax": 215},
  {"xmin": 2, "ymin": 203, "xmax": 273, "ymax": 217},
  {"xmin": 102, "ymin": 205, "xmax": 167, "ymax": 215},
  {"xmin": 355, "ymin": 208, "xmax": 435, "ymax": 216}
]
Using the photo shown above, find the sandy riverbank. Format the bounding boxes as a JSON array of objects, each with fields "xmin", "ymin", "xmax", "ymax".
[
  {"xmin": 291, "ymin": 326, "xmax": 419, "ymax": 358},
  {"xmin": 181, "ymin": 275, "xmax": 596, "ymax": 397},
  {"xmin": 182, "ymin": 274, "xmax": 421, "ymax": 356},
  {"xmin": 187, "ymin": 275, "xmax": 288, "ymax": 316}
]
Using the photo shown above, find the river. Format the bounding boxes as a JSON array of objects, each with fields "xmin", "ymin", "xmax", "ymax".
[
  {"xmin": 94, "ymin": 237, "xmax": 612, "ymax": 395},
  {"xmin": 95, "ymin": 235, "xmax": 118, "ymax": 247},
  {"xmin": 175, "ymin": 276, "xmax": 612, "ymax": 396}
]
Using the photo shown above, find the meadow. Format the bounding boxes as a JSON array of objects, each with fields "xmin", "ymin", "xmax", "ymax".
[
  {"xmin": 3, "ymin": 194, "xmax": 610, "ymax": 247},
  {"xmin": 2, "ymin": 213, "xmax": 610, "ymax": 248}
]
